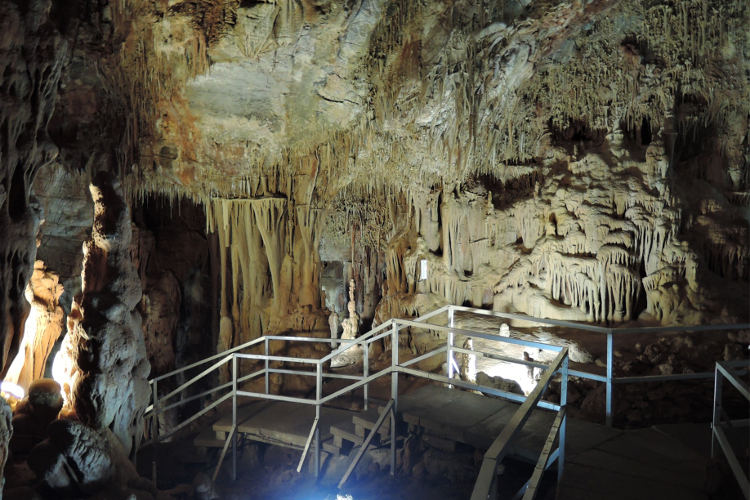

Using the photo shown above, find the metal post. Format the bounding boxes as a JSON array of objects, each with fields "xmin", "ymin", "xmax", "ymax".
[
  {"xmin": 468, "ymin": 338, "xmax": 476, "ymax": 381},
  {"xmin": 558, "ymin": 355, "xmax": 568, "ymax": 486},
  {"xmin": 363, "ymin": 340, "xmax": 369, "ymax": 411},
  {"xmin": 605, "ymin": 331, "xmax": 613, "ymax": 426},
  {"xmin": 151, "ymin": 379, "xmax": 158, "ymax": 487},
  {"xmin": 232, "ymin": 354, "xmax": 238, "ymax": 480},
  {"xmin": 711, "ymin": 363, "xmax": 722, "ymax": 458},
  {"xmin": 264, "ymin": 337, "xmax": 270, "ymax": 394},
  {"xmin": 448, "ymin": 307, "xmax": 455, "ymax": 386},
  {"xmin": 390, "ymin": 321, "xmax": 399, "ymax": 476},
  {"xmin": 315, "ymin": 362, "xmax": 322, "ymax": 477}
]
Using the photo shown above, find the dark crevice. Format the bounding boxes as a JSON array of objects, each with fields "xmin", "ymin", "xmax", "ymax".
[
  {"xmin": 640, "ymin": 117, "xmax": 652, "ymax": 146},
  {"xmin": 8, "ymin": 164, "xmax": 27, "ymax": 221}
]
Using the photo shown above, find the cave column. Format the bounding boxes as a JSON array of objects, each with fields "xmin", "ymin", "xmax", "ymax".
[{"xmin": 56, "ymin": 167, "xmax": 150, "ymax": 455}]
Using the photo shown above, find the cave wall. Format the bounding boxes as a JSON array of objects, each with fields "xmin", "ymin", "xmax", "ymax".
[
  {"xmin": 1, "ymin": 0, "xmax": 744, "ymax": 392},
  {"xmin": 93, "ymin": 0, "xmax": 746, "ymax": 333},
  {"xmin": 355, "ymin": 131, "xmax": 749, "ymax": 327},
  {"xmin": 132, "ymin": 196, "xmax": 212, "ymax": 377},
  {"xmin": 0, "ymin": 0, "xmax": 745, "ymax": 463},
  {"xmin": 0, "ymin": 0, "xmax": 67, "ymax": 378}
]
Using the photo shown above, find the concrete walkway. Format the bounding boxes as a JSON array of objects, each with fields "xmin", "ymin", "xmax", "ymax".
[
  {"xmin": 199, "ymin": 383, "xmax": 717, "ymax": 499},
  {"xmin": 558, "ymin": 423, "xmax": 713, "ymax": 500}
]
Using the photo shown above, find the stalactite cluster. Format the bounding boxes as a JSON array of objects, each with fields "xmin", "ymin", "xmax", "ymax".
[{"xmin": 368, "ymin": 132, "xmax": 748, "ymax": 325}]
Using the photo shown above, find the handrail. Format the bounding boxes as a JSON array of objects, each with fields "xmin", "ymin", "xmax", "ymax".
[
  {"xmin": 522, "ymin": 407, "xmax": 566, "ymax": 500},
  {"xmin": 319, "ymin": 321, "xmax": 394, "ymax": 364},
  {"xmin": 396, "ymin": 318, "xmax": 565, "ymax": 352},
  {"xmin": 160, "ymin": 354, "xmax": 232, "ymax": 403},
  {"xmin": 449, "ymin": 304, "xmax": 750, "ymax": 335},
  {"xmin": 152, "ymin": 336, "xmax": 265, "ymax": 382},
  {"xmin": 446, "ymin": 304, "xmax": 748, "ymax": 426},
  {"xmin": 711, "ymin": 360, "xmax": 750, "ymax": 499},
  {"xmin": 471, "ymin": 348, "xmax": 569, "ymax": 500},
  {"xmin": 146, "ymin": 303, "xmax": 747, "ymax": 490}
]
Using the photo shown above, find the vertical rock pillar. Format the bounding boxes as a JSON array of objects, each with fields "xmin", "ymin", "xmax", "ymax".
[{"xmin": 60, "ymin": 168, "xmax": 150, "ymax": 455}]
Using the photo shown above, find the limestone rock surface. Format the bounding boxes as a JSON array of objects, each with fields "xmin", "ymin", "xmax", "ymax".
[{"xmin": 56, "ymin": 170, "xmax": 150, "ymax": 455}]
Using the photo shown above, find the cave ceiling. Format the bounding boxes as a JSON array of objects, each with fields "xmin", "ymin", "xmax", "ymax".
[{"xmin": 52, "ymin": 0, "xmax": 748, "ymax": 204}]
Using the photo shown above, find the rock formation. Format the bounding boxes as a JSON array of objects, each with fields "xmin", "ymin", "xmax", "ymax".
[
  {"xmin": 54, "ymin": 169, "xmax": 150, "ymax": 456},
  {"xmin": 0, "ymin": 397, "xmax": 11, "ymax": 493},
  {"xmin": 332, "ymin": 279, "xmax": 362, "ymax": 367},
  {"xmin": 4, "ymin": 262, "xmax": 64, "ymax": 390}
]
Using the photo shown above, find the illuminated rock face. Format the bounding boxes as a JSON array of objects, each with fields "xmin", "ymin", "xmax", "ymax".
[
  {"xmin": 4, "ymin": 262, "xmax": 65, "ymax": 390},
  {"xmin": 57, "ymin": 170, "xmax": 150, "ymax": 456},
  {"xmin": 111, "ymin": 0, "xmax": 747, "ymax": 332},
  {"xmin": 374, "ymin": 132, "xmax": 749, "ymax": 325}
]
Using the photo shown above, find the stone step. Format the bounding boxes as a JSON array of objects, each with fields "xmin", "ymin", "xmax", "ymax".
[
  {"xmin": 193, "ymin": 428, "xmax": 226, "ymax": 448},
  {"xmin": 352, "ymin": 405, "xmax": 391, "ymax": 438},
  {"xmin": 322, "ymin": 440, "xmax": 342, "ymax": 456},
  {"xmin": 331, "ymin": 421, "xmax": 365, "ymax": 448}
]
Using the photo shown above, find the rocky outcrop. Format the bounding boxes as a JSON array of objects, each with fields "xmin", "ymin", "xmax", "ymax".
[
  {"xmin": 32, "ymin": 167, "xmax": 93, "ymax": 313},
  {"xmin": 55, "ymin": 169, "xmax": 150, "ymax": 455},
  {"xmin": 10, "ymin": 379, "xmax": 63, "ymax": 461}
]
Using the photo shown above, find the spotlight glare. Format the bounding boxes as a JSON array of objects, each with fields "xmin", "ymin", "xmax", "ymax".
[{"xmin": 0, "ymin": 381, "xmax": 25, "ymax": 400}]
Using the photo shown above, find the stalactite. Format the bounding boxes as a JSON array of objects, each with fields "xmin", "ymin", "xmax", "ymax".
[
  {"xmin": 252, "ymin": 198, "xmax": 288, "ymax": 303},
  {"xmin": 296, "ymin": 205, "xmax": 323, "ymax": 307},
  {"xmin": 206, "ymin": 198, "xmax": 272, "ymax": 354}
]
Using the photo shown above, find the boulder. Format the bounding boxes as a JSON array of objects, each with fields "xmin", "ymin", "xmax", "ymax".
[
  {"xmin": 27, "ymin": 379, "xmax": 63, "ymax": 413},
  {"xmin": 28, "ymin": 419, "xmax": 115, "ymax": 494}
]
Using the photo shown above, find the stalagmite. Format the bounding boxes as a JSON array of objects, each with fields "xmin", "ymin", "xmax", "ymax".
[
  {"xmin": 4, "ymin": 261, "xmax": 64, "ymax": 390},
  {"xmin": 56, "ymin": 169, "xmax": 150, "ymax": 455},
  {"xmin": 332, "ymin": 279, "xmax": 361, "ymax": 368}
]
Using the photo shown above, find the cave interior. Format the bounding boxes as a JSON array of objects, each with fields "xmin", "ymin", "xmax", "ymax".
[{"xmin": 0, "ymin": 0, "xmax": 748, "ymax": 499}]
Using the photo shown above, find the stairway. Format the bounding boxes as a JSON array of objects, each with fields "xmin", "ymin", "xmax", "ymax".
[{"xmin": 324, "ymin": 403, "xmax": 391, "ymax": 456}]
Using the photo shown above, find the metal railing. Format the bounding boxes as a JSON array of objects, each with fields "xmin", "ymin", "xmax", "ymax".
[
  {"xmin": 144, "ymin": 304, "xmax": 570, "ymax": 496},
  {"xmin": 441, "ymin": 305, "xmax": 750, "ymax": 426},
  {"xmin": 143, "ymin": 304, "xmax": 748, "ymax": 492},
  {"xmin": 711, "ymin": 360, "xmax": 750, "ymax": 499},
  {"xmin": 470, "ymin": 348, "xmax": 568, "ymax": 500}
]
